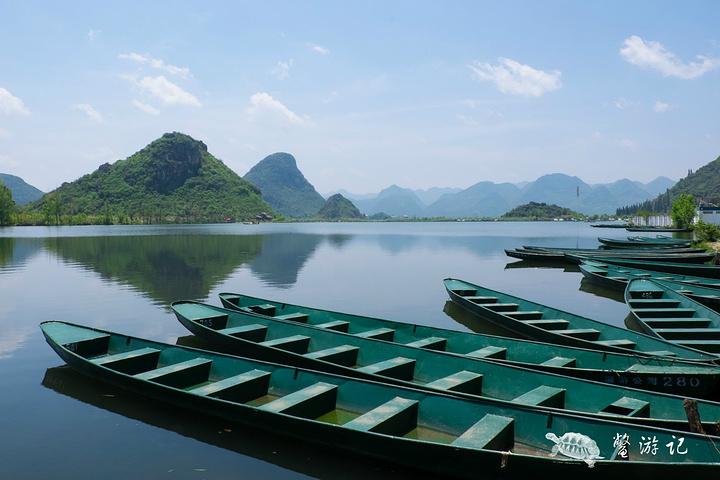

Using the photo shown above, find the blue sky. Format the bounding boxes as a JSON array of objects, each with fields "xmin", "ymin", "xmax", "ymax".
[{"xmin": 1, "ymin": 1, "xmax": 720, "ymax": 194}]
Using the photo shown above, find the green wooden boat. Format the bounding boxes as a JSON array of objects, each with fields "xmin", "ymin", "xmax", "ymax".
[
  {"xmin": 40, "ymin": 321, "xmax": 720, "ymax": 476},
  {"xmin": 625, "ymin": 278, "xmax": 720, "ymax": 354},
  {"xmin": 172, "ymin": 300, "xmax": 720, "ymax": 433},
  {"xmin": 573, "ymin": 256, "xmax": 720, "ymax": 278},
  {"xmin": 444, "ymin": 278, "xmax": 718, "ymax": 362},
  {"xmin": 597, "ymin": 237, "xmax": 692, "ymax": 249},
  {"xmin": 508, "ymin": 248, "xmax": 713, "ymax": 264},
  {"xmin": 217, "ymin": 291, "xmax": 720, "ymax": 398}
]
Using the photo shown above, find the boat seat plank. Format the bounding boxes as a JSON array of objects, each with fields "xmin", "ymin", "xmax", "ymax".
[
  {"xmin": 654, "ymin": 328, "xmax": 720, "ymax": 341},
  {"xmin": 259, "ymin": 335, "xmax": 311, "ymax": 354},
  {"xmin": 304, "ymin": 345, "xmax": 360, "ymax": 367},
  {"xmin": 356, "ymin": 357, "xmax": 416, "ymax": 380},
  {"xmin": 539, "ymin": 356, "xmax": 576, "ymax": 368},
  {"xmin": 191, "ymin": 313, "xmax": 229, "ymax": 330},
  {"xmin": 450, "ymin": 288, "xmax": 479, "ymax": 297},
  {"xmin": 632, "ymin": 308, "xmax": 697, "ymax": 318},
  {"xmin": 451, "ymin": 414, "xmax": 514, "ymax": 451},
  {"xmin": 259, "ymin": 382, "xmax": 338, "ymax": 419},
  {"xmin": 404, "ymin": 336, "xmax": 447, "ymax": 351},
  {"xmin": 675, "ymin": 340, "xmax": 720, "ymax": 353},
  {"xmin": 91, "ymin": 347, "xmax": 161, "ymax": 374},
  {"xmin": 274, "ymin": 312, "xmax": 309, "ymax": 323},
  {"xmin": 627, "ymin": 299, "xmax": 681, "ymax": 309},
  {"xmin": 244, "ymin": 304, "xmax": 276, "ymax": 316},
  {"xmin": 466, "ymin": 296, "xmax": 498, "ymax": 304},
  {"xmin": 505, "ymin": 311, "xmax": 544, "ymax": 320},
  {"xmin": 594, "ymin": 339, "xmax": 637, "ymax": 350},
  {"xmin": 484, "ymin": 303, "xmax": 519, "ymax": 312},
  {"xmin": 315, "ymin": 320, "xmax": 350, "ymax": 332},
  {"xmin": 466, "ymin": 346, "xmax": 507, "ymax": 360},
  {"xmin": 344, "ymin": 396, "xmax": 418, "ymax": 436},
  {"xmin": 189, "ymin": 369, "xmax": 271, "ymax": 402},
  {"xmin": 134, "ymin": 358, "xmax": 212, "ymax": 388},
  {"xmin": 220, "ymin": 324, "xmax": 268, "ymax": 341},
  {"xmin": 61, "ymin": 332, "xmax": 111, "ymax": 357},
  {"xmin": 425, "ymin": 370, "xmax": 483, "ymax": 395},
  {"xmin": 601, "ymin": 396, "xmax": 650, "ymax": 417},
  {"xmin": 642, "ymin": 318, "xmax": 712, "ymax": 329},
  {"xmin": 355, "ymin": 328, "xmax": 395, "ymax": 341},
  {"xmin": 559, "ymin": 328, "xmax": 601, "ymax": 341},
  {"xmin": 522, "ymin": 319, "xmax": 570, "ymax": 330},
  {"xmin": 512, "ymin": 385, "xmax": 565, "ymax": 408}
]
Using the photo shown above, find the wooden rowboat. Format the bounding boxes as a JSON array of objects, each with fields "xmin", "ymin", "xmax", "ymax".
[
  {"xmin": 507, "ymin": 248, "xmax": 714, "ymax": 264},
  {"xmin": 625, "ymin": 278, "xmax": 720, "ymax": 354},
  {"xmin": 40, "ymin": 321, "xmax": 720, "ymax": 477},
  {"xmin": 597, "ymin": 237, "xmax": 692, "ymax": 249},
  {"xmin": 171, "ymin": 300, "xmax": 720, "ymax": 433},
  {"xmin": 444, "ymin": 278, "xmax": 718, "ymax": 362},
  {"xmin": 573, "ymin": 256, "xmax": 720, "ymax": 279},
  {"xmin": 217, "ymin": 291, "xmax": 720, "ymax": 398}
]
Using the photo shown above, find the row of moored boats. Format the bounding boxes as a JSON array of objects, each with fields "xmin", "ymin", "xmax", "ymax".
[{"xmin": 42, "ymin": 233, "xmax": 720, "ymax": 477}]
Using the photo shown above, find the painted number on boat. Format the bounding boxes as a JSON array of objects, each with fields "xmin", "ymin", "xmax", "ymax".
[{"xmin": 604, "ymin": 375, "xmax": 700, "ymax": 388}]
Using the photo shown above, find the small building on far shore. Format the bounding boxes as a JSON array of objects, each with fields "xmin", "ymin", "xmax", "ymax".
[{"xmin": 698, "ymin": 206, "xmax": 720, "ymax": 226}]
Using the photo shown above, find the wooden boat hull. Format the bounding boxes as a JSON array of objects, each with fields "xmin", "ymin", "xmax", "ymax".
[
  {"xmin": 597, "ymin": 237, "xmax": 692, "ymax": 249},
  {"xmin": 40, "ymin": 321, "xmax": 720, "ymax": 477},
  {"xmin": 218, "ymin": 292, "xmax": 720, "ymax": 398},
  {"xmin": 625, "ymin": 279, "xmax": 720, "ymax": 354},
  {"xmin": 444, "ymin": 278, "xmax": 718, "ymax": 362},
  {"xmin": 172, "ymin": 300, "xmax": 720, "ymax": 433},
  {"xmin": 576, "ymin": 256, "xmax": 720, "ymax": 279}
]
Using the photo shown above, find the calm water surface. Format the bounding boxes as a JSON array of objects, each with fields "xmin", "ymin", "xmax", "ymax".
[{"xmin": 1, "ymin": 222, "xmax": 637, "ymax": 479}]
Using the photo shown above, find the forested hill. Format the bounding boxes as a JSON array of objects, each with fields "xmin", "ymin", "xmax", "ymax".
[
  {"xmin": 244, "ymin": 152, "xmax": 326, "ymax": 218},
  {"xmin": 501, "ymin": 201, "xmax": 579, "ymax": 220},
  {"xmin": 617, "ymin": 154, "xmax": 720, "ymax": 215},
  {"xmin": 25, "ymin": 132, "xmax": 274, "ymax": 223},
  {"xmin": 0, "ymin": 173, "xmax": 44, "ymax": 205}
]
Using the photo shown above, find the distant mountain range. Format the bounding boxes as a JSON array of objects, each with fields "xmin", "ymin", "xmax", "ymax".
[
  {"xmin": 326, "ymin": 175, "xmax": 676, "ymax": 217},
  {"xmin": 0, "ymin": 173, "xmax": 44, "ymax": 205}
]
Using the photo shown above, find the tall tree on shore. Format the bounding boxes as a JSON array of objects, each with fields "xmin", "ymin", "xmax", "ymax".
[{"xmin": 0, "ymin": 182, "xmax": 16, "ymax": 225}]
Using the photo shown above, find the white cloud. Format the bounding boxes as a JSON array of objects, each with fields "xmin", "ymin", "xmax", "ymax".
[
  {"xmin": 653, "ymin": 100, "xmax": 673, "ymax": 113},
  {"xmin": 620, "ymin": 35, "xmax": 720, "ymax": 79},
  {"xmin": 72, "ymin": 103, "xmax": 104, "ymax": 123},
  {"xmin": 0, "ymin": 154, "xmax": 20, "ymax": 168},
  {"xmin": 613, "ymin": 97, "xmax": 639, "ymax": 109},
  {"xmin": 0, "ymin": 126, "xmax": 11, "ymax": 138},
  {"xmin": 87, "ymin": 29, "xmax": 101, "ymax": 41},
  {"xmin": 469, "ymin": 57, "xmax": 562, "ymax": 97},
  {"xmin": 270, "ymin": 60, "xmax": 293, "ymax": 80},
  {"xmin": 615, "ymin": 138, "xmax": 638, "ymax": 148},
  {"xmin": 246, "ymin": 92, "xmax": 308, "ymax": 126},
  {"xmin": 118, "ymin": 52, "xmax": 190, "ymax": 78},
  {"xmin": 132, "ymin": 100, "xmax": 161, "ymax": 115},
  {"xmin": 309, "ymin": 43, "xmax": 330, "ymax": 55},
  {"xmin": 125, "ymin": 75, "xmax": 201, "ymax": 107},
  {"xmin": 0, "ymin": 88, "xmax": 31, "ymax": 116}
]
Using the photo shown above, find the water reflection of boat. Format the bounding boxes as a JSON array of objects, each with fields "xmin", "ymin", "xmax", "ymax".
[
  {"xmin": 40, "ymin": 321, "xmax": 720, "ymax": 474},
  {"xmin": 40, "ymin": 365, "xmax": 414, "ymax": 480}
]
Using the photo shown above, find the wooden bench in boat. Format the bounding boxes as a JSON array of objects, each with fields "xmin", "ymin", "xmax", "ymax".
[
  {"xmin": 355, "ymin": 328, "xmax": 395, "ymax": 341},
  {"xmin": 304, "ymin": 345, "xmax": 360, "ymax": 366},
  {"xmin": 505, "ymin": 311, "xmax": 543, "ymax": 320},
  {"xmin": 220, "ymin": 324, "xmax": 268, "ymax": 341},
  {"xmin": 539, "ymin": 356, "xmax": 576, "ymax": 368},
  {"xmin": 134, "ymin": 357, "xmax": 213, "ymax": 388},
  {"xmin": 356, "ymin": 357, "xmax": 416, "ymax": 380},
  {"xmin": 189, "ymin": 369, "xmax": 271, "ymax": 402},
  {"xmin": 451, "ymin": 414, "xmax": 515, "ymax": 451},
  {"xmin": 315, "ymin": 320, "xmax": 350, "ymax": 332},
  {"xmin": 466, "ymin": 346, "xmax": 506, "ymax": 360},
  {"xmin": 405, "ymin": 336, "xmax": 447, "ymax": 351},
  {"xmin": 425, "ymin": 370, "xmax": 483, "ymax": 395},
  {"xmin": 274, "ymin": 312, "xmax": 309, "ymax": 323},
  {"xmin": 449, "ymin": 288, "xmax": 479, "ymax": 297},
  {"xmin": 512, "ymin": 385, "xmax": 565, "ymax": 408},
  {"xmin": 90, "ymin": 347, "xmax": 161, "ymax": 374},
  {"xmin": 484, "ymin": 303, "xmax": 519, "ymax": 312},
  {"xmin": 344, "ymin": 396, "xmax": 418, "ymax": 435},
  {"xmin": 259, "ymin": 382, "xmax": 338, "ymax": 419},
  {"xmin": 180, "ymin": 304, "xmax": 231, "ymax": 329},
  {"xmin": 559, "ymin": 328, "xmax": 601, "ymax": 341},
  {"xmin": 675, "ymin": 339, "xmax": 720, "ymax": 353},
  {"xmin": 259, "ymin": 335, "xmax": 311, "ymax": 354},
  {"xmin": 654, "ymin": 328, "xmax": 720, "ymax": 341},
  {"xmin": 627, "ymin": 299, "xmax": 681, "ymax": 309},
  {"xmin": 601, "ymin": 396, "xmax": 650, "ymax": 417},
  {"xmin": 62, "ymin": 331, "xmax": 111, "ymax": 357},
  {"xmin": 632, "ymin": 308, "xmax": 697, "ymax": 318},
  {"xmin": 466, "ymin": 296, "xmax": 498, "ymax": 304},
  {"xmin": 594, "ymin": 339, "xmax": 637, "ymax": 350},
  {"xmin": 642, "ymin": 318, "xmax": 712, "ymax": 329},
  {"xmin": 523, "ymin": 319, "xmax": 570, "ymax": 330},
  {"xmin": 243, "ymin": 304, "xmax": 276, "ymax": 316}
]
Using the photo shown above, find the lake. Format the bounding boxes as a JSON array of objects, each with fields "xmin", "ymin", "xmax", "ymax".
[{"xmin": 1, "ymin": 221, "xmax": 636, "ymax": 479}]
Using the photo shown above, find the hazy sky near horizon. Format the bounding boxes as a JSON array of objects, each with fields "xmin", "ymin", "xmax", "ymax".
[{"xmin": 2, "ymin": 1, "xmax": 720, "ymax": 194}]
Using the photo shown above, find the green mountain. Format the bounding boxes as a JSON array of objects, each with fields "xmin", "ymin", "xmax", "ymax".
[
  {"xmin": 314, "ymin": 194, "xmax": 364, "ymax": 220},
  {"xmin": 501, "ymin": 201, "xmax": 579, "ymax": 220},
  {"xmin": 0, "ymin": 173, "xmax": 44, "ymax": 205},
  {"xmin": 244, "ymin": 152, "xmax": 325, "ymax": 218},
  {"xmin": 617, "ymin": 155, "xmax": 720, "ymax": 215},
  {"xmin": 24, "ymin": 132, "xmax": 273, "ymax": 223}
]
